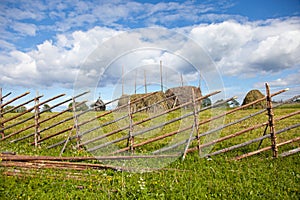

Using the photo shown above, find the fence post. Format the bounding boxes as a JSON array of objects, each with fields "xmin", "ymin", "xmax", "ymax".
[
  {"xmin": 0, "ymin": 88, "xmax": 4, "ymax": 138},
  {"xmin": 127, "ymin": 99, "xmax": 134, "ymax": 153},
  {"xmin": 61, "ymin": 97, "xmax": 80, "ymax": 154},
  {"xmin": 72, "ymin": 98, "xmax": 80, "ymax": 147},
  {"xmin": 265, "ymin": 83, "xmax": 278, "ymax": 158},
  {"xmin": 34, "ymin": 91, "xmax": 41, "ymax": 147},
  {"xmin": 192, "ymin": 88, "xmax": 201, "ymax": 156},
  {"xmin": 182, "ymin": 88, "xmax": 201, "ymax": 160}
]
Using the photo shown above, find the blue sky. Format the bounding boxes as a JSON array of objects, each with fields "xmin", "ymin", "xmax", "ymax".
[{"xmin": 0, "ymin": 0, "xmax": 300, "ymax": 108}]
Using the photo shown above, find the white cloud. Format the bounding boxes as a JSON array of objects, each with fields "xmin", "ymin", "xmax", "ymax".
[
  {"xmin": 1, "ymin": 0, "xmax": 236, "ymax": 38},
  {"xmin": 253, "ymin": 70, "xmax": 300, "ymax": 101},
  {"xmin": 197, "ymin": 13, "xmax": 248, "ymax": 23},
  {"xmin": 254, "ymin": 70, "xmax": 300, "ymax": 88},
  {"xmin": 0, "ymin": 6, "xmax": 299, "ymax": 94},
  {"xmin": 190, "ymin": 20, "xmax": 252, "ymax": 60},
  {"xmin": 0, "ymin": 50, "xmax": 38, "ymax": 87},
  {"xmin": 72, "ymin": 27, "xmax": 224, "ymax": 98},
  {"xmin": 0, "ymin": 26, "xmax": 119, "ymax": 88},
  {"xmin": 0, "ymin": 40, "xmax": 15, "ymax": 51},
  {"xmin": 139, "ymin": 1, "xmax": 234, "ymax": 26},
  {"xmin": 188, "ymin": 18, "xmax": 300, "ymax": 76},
  {"xmin": 2, "ymin": 7, "xmax": 44, "ymax": 21},
  {"xmin": 11, "ymin": 22, "xmax": 37, "ymax": 36}
]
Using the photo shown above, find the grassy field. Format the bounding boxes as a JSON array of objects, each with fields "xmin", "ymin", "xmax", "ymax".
[{"xmin": 0, "ymin": 107, "xmax": 299, "ymax": 199}]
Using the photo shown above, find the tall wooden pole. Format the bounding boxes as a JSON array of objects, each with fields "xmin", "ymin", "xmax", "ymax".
[
  {"xmin": 198, "ymin": 72, "xmax": 201, "ymax": 90},
  {"xmin": 165, "ymin": 67, "xmax": 167, "ymax": 89},
  {"xmin": 180, "ymin": 73, "xmax": 184, "ymax": 87},
  {"xmin": 34, "ymin": 91, "xmax": 40, "ymax": 147},
  {"xmin": 192, "ymin": 88, "xmax": 201, "ymax": 156},
  {"xmin": 160, "ymin": 60, "xmax": 163, "ymax": 92},
  {"xmin": 0, "ymin": 88, "xmax": 3, "ymax": 138},
  {"xmin": 265, "ymin": 83, "xmax": 278, "ymax": 158},
  {"xmin": 122, "ymin": 65, "xmax": 124, "ymax": 95},
  {"xmin": 127, "ymin": 99, "xmax": 134, "ymax": 153},
  {"xmin": 144, "ymin": 69, "xmax": 147, "ymax": 94},
  {"xmin": 72, "ymin": 97, "xmax": 80, "ymax": 148},
  {"xmin": 182, "ymin": 88, "xmax": 199, "ymax": 160},
  {"xmin": 134, "ymin": 69, "xmax": 137, "ymax": 94}
]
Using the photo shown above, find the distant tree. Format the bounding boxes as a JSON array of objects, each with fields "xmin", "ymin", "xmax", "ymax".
[
  {"xmin": 68, "ymin": 102, "xmax": 89, "ymax": 112},
  {"xmin": 68, "ymin": 102, "xmax": 73, "ymax": 110},
  {"xmin": 201, "ymin": 97, "xmax": 212, "ymax": 107},
  {"xmin": 15, "ymin": 106, "xmax": 27, "ymax": 113},
  {"xmin": 3, "ymin": 105, "xmax": 16, "ymax": 113},
  {"xmin": 42, "ymin": 104, "xmax": 52, "ymax": 112}
]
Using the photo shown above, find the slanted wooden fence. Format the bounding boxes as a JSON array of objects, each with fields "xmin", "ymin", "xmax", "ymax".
[{"xmin": 0, "ymin": 83, "xmax": 299, "ymax": 162}]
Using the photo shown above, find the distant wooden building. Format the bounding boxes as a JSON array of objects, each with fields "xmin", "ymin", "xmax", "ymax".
[{"xmin": 91, "ymin": 97, "xmax": 106, "ymax": 111}]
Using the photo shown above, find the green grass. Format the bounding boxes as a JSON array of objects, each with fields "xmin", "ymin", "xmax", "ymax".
[
  {"xmin": 0, "ymin": 108, "xmax": 299, "ymax": 199},
  {"xmin": 0, "ymin": 154, "xmax": 299, "ymax": 199}
]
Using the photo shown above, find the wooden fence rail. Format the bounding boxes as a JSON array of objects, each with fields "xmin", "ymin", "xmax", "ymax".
[
  {"xmin": 0, "ymin": 91, "xmax": 12, "ymax": 101},
  {"xmin": 76, "ymin": 84, "xmax": 297, "ymax": 161},
  {"xmin": 0, "ymin": 83, "xmax": 299, "ymax": 162},
  {"xmin": 78, "ymin": 91, "xmax": 222, "ymax": 148},
  {"xmin": 0, "ymin": 91, "xmax": 30, "ymax": 109},
  {"xmin": 85, "ymin": 96, "xmax": 235, "ymax": 152},
  {"xmin": 153, "ymin": 89, "xmax": 290, "ymax": 155},
  {"xmin": 0, "ymin": 93, "xmax": 65, "ymax": 133},
  {"xmin": 206, "ymin": 122, "xmax": 300, "ymax": 157},
  {"xmin": 235, "ymin": 137, "xmax": 300, "ymax": 160},
  {"xmin": 3, "ymin": 92, "xmax": 90, "ymax": 143}
]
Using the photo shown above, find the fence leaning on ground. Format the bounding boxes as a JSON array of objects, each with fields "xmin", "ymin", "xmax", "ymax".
[{"xmin": 0, "ymin": 83, "xmax": 299, "ymax": 160}]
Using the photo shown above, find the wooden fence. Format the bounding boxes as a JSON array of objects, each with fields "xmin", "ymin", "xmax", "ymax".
[{"xmin": 0, "ymin": 83, "xmax": 299, "ymax": 162}]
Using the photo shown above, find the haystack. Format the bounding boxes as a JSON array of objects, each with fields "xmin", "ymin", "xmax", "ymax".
[
  {"xmin": 117, "ymin": 94, "xmax": 130, "ymax": 107},
  {"xmin": 242, "ymin": 89, "xmax": 265, "ymax": 109},
  {"xmin": 165, "ymin": 86, "xmax": 202, "ymax": 109},
  {"xmin": 117, "ymin": 92, "xmax": 168, "ymax": 112},
  {"xmin": 117, "ymin": 86, "xmax": 202, "ymax": 112},
  {"xmin": 131, "ymin": 91, "xmax": 168, "ymax": 112}
]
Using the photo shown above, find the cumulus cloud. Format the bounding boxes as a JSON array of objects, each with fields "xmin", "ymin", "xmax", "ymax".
[
  {"xmin": 1, "ymin": 17, "xmax": 300, "ymax": 91},
  {"xmin": 73, "ymin": 26, "xmax": 222, "ymax": 93},
  {"xmin": 0, "ymin": 26, "xmax": 119, "ymax": 88},
  {"xmin": 188, "ymin": 17, "xmax": 300, "ymax": 76},
  {"xmin": 0, "ymin": 0, "xmax": 299, "ymax": 97}
]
